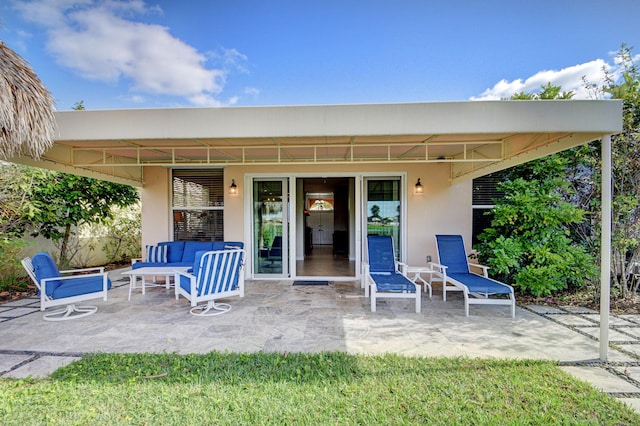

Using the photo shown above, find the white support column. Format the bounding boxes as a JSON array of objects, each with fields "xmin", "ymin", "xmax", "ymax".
[{"xmin": 600, "ymin": 134, "xmax": 612, "ymax": 361}]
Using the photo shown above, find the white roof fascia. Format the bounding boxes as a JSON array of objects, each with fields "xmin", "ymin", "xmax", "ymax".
[{"xmin": 53, "ymin": 100, "xmax": 622, "ymax": 141}]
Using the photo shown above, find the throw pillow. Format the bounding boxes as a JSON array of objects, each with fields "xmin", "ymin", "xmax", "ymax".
[{"xmin": 146, "ymin": 245, "xmax": 167, "ymax": 263}]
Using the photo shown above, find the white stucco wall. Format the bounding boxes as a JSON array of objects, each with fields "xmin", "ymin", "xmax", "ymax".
[
  {"xmin": 22, "ymin": 235, "xmax": 113, "ymax": 268},
  {"xmin": 223, "ymin": 169, "xmax": 245, "ymax": 242},
  {"xmin": 140, "ymin": 167, "xmax": 171, "ymax": 248},
  {"xmin": 406, "ymin": 163, "xmax": 472, "ymax": 265}
]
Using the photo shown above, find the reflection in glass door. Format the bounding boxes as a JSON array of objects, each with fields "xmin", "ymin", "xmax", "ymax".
[
  {"xmin": 253, "ymin": 179, "xmax": 288, "ymax": 276},
  {"xmin": 365, "ymin": 178, "xmax": 402, "ymax": 259}
]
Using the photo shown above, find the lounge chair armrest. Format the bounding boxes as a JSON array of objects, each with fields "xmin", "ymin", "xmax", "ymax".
[
  {"xmin": 174, "ymin": 269, "xmax": 195, "ymax": 279},
  {"xmin": 41, "ymin": 272, "xmax": 109, "ymax": 295},
  {"xmin": 429, "ymin": 262, "xmax": 447, "ymax": 278},
  {"xmin": 174, "ymin": 270, "xmax": 198, "ymax": 295},
  {"xmin": 59, "ymin": 266, "xmax": 105, "ymax": 274},
  {"xmin": 429, "ymin": 262, "xmax": 447, "ymax": 271},
  {"xmin": 43, "ymin": 272, "xmax": 108, "ymax": 282},
  {"xmin": 361, "ymin": 263, "xmax": 372, "ymax": 294},
  {"xmin": 131, "ymin": 258, "xmax": 142, "ymax": 265},
  {"xmin": 469, "ymin": 263, "xmax": 490, "ymax": 277}
]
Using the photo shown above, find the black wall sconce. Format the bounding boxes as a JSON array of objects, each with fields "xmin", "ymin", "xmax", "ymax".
[
  {"xmin": 229, "ymin": 179, "xmax": 238, "ymax": 195},
  {"xmin": 414, "ymin": 178, "xmax": 424, "ymax": 194}
]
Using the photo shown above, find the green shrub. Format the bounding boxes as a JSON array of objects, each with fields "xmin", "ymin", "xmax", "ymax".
[
  {"xmin": 0, "ymin": 238, "xmax": 31, "ymax": 292},
  {"xmin": 476, "ymin": 175, "xmax": 597, "ymax": 297},
  {"xmin": 100, "ymin": 204, "xmax": 142, "ymax": 264}
]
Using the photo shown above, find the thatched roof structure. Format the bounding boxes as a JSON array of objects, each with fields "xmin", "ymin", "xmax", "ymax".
[{"xmin": 0, "ymin": 41, "xmax": 55, "ymax": 159}]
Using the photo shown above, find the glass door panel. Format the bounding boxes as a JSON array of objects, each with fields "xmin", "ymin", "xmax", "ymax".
[
  {"xmin": 365, "ymin": 178, "xmax": 401, "ymax": 259},
  {"xmin": 253, "ymin": 179, "xmax": 288, "ymax": 276}
]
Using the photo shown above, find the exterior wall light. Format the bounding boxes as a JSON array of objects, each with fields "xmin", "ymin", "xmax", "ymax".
[
  {"xmin": 229, "ymin": 179, "xmax": 238, "ymax": 195},
  {"xmin": 414, "ymin": 178, "xmax": 424, "ymax": 194}
]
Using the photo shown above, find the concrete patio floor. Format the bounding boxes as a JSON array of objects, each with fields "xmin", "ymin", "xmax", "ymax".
[{"xmin": 2, "ymin": 268, "xmax": 640, "ymax": 414}]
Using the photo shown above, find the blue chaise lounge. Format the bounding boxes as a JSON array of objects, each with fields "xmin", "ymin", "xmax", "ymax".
[
  {"xmin": 362, "ymin": 235, "xmax": 421, "ymax": 313},
  {"xmin": 433, "ymin": 234, "xmax": 515, "ymax": 317}
]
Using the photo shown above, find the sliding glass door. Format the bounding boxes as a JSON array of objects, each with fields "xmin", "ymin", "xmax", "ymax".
[
  {"xmin": 253, "ymin": 179, "xmax": 289, "ymax": 277},
  {"xmin": 364, "ymin": 177, "xmax": 402, "ymax": 259}
]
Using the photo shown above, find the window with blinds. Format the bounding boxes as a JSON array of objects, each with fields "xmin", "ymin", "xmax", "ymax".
[
  {"xmin": 172, "ymin": 169, "xmax": 224, "ymax": 242},
  {"xmin": 472, "ymin": 172, "xmax": 505, "ymax": 206},
  {"xmin": 472, "ymin": 171, "xmax": 506, "ymax": 245}
]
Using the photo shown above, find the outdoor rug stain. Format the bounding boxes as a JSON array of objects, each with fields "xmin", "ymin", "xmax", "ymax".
[{"xmin": 292, "ymin": 281, "xmax": 329, "ymax": 286}]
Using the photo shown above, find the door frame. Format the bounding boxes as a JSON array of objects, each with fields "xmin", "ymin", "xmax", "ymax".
[
  {"xmin": 244, "ymin": 172, "xmax": 407, "ymax": 280},
  {"xmin": 362, "ymin": 175, "xmax": 408, "ymax": 261},
  {"xmin": 247, "ymin": 177, "xmax": 290, "ymax": 279}
]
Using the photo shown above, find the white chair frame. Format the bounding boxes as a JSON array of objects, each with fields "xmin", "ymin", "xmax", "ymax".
[
  {"xmin": 430, "ymin": 262, "xmax": 515, "ymax": 317},
  {"xmin": 362, "ymin": 262, "xmax": 421, "ymax": 313},
  {"xmin": 21, "ymin": 257, "xmax": 109, "ymax": 321},
  {"xmin": 174, "ymin": 249, "xmax": 245, "ymax": 316}
]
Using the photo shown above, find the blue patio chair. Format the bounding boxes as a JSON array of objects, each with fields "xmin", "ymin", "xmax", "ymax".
[
  {"xmin": 267, "ymin": 236, "xmax": 282, "ymax": 264},
  {"xmin": 21, "ymin": 252, "xmax": 111, "ymax": 321},
  {"xmin": 362, "ymin": 235, "xmax": 421, "ymax": 313},
  {"xmin": 175, "ymin": 248, "xmax": 245, "ymax": 316},
  {"xmin": 433, "ymin": 235, "xmax": 515, "ymax": 317}
]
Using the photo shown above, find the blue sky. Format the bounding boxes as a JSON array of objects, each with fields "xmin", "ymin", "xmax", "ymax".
[{"xmin": 2, "ymin": 0, "xmax": 639, "ymax": 110}]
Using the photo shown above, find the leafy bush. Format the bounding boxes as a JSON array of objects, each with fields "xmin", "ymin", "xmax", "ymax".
[
  {"xmin": 100, "ymin": 203, "xmax": 141, "ymax": 264},
  {"xmin": 476, "ymin": 174, "xmax": 597, "ymax": 297},
  {"xmin": 0, "ymin": 238, "xmax": 31, "ymax": 292}
]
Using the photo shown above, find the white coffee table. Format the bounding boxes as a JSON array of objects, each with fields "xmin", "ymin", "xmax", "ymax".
[
  {"xmin": 405, "ymin": 266, "xmax": 435, "ymax": 299},
  {"xmin": 122, "ymin": 267, "xmax": 190, "ymax": 300}
]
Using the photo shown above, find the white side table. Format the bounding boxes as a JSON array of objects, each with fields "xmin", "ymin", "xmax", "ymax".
[
  {"xmin": 122, "ymin": 267, "xmax": 190, "ymax": 300},
  {"xmin": 405, "ymin": 266, "xmax": 435, "ymax": 299}
]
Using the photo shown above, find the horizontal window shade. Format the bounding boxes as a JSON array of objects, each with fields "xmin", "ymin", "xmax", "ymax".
[
  {"xmin": 173, "ymin": 210, "xmax": 224, "ymax": 242},
  {"xmin": 173, "ymin": 169, "xmax": 224, "ymax": 208},
  {"xmin": 472, "ymin": 172, "xmax": 505, "ymax": 206},
  {"xmin": 172, "ymin": 169, "xmax": 225, "ymax": 242},
  {"xmin": 472, "ymin": 208, "xmax": 494, "ymax": 246}
]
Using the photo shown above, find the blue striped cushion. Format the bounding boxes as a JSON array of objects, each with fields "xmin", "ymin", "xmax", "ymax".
[
  {"xmin": 146, "ymin": 245, "xmax": 167, "ymax": 263},
  {"xmin": 195, "ymin": 250, "xmax": 243, "ymax": 297}
]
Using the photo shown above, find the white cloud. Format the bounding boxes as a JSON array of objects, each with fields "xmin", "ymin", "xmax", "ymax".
[
  {"xmin": 244, "ymin": 87, "xmax": 260, "ymax": 97},
  {"xmin": 120, "ymin": 94, "xmax": 146, "ymax": 103},
  {"xmin": 13, "ymin": 0, "xmax": 240, "ymax": 106},
  {"xmin": 209, "ymin": 47, "xmax": 249, "ymax": 74},
  {"xmin": 471, "ymin": 59, "xmax": 611, "ymax": 100}
]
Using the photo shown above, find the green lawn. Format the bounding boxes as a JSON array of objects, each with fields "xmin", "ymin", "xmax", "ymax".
[{"xmin": 1, "ymin": 352, "xmax": 638, "ymax": 425}]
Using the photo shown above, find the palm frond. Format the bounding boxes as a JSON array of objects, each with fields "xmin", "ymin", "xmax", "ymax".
[{"xmin": 0, "ymin": 41, "xmax": 56, "ymax": 160}]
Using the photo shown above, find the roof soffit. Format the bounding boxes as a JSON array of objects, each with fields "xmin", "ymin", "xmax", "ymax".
[{"xmin": 35, "ymin": 100, "xmax": 622, "ymax": 185}]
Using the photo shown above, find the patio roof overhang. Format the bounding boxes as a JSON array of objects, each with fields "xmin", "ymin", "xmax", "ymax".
[{"xmin": 11, "ymin": 100, "xmax": 622, "ymax": 187}]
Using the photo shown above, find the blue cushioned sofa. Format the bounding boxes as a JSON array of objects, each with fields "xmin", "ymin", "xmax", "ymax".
[{"xmin": 132, "ymin": 241, "xmax": 244, "ymax": 269}]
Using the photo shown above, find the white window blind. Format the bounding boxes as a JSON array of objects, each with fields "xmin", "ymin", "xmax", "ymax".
[{"xmin": 172, "ymin": 169, "xmax": 224, "ymax": 241}]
